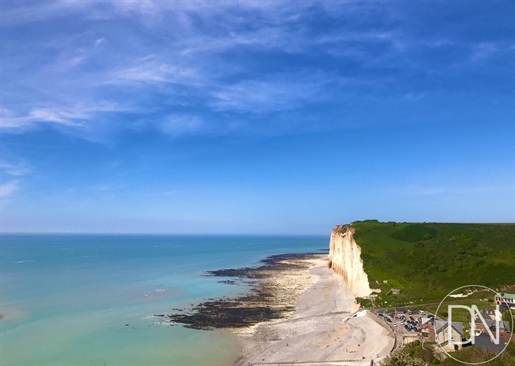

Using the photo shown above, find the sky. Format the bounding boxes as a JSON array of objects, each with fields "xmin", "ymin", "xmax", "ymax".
[{"xmin": 0, "ymin": 1, "xmax": 514, "ymax": 234}]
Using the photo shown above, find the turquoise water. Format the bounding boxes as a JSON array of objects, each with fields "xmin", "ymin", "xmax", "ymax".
[{"xmin": 0, "ymin": 234, "xmax": 327, "ymax": 366}]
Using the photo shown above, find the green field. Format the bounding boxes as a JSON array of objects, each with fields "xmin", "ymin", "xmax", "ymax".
[{"xmin": 350, "ymin": 220, "xmax": 515, "ymax": 308}]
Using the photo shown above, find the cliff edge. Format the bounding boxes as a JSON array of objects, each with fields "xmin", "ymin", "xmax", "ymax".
[{"xmin": 328, "ymin": 224, "xmax": 372, "ymax": 298}]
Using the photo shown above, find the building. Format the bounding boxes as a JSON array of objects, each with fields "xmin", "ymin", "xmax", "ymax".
[
  {"xmin": 474, "ymin": 319, "xmax": 511, "ymax": 337},
  {"xmin": 395, "ymin": 307, "xmax": 405, "ymax": 315},
  {"xmin": 495, "ymin": 293, "xmax": 515, "ymax": 310},
  {"xmin": 435, "ymin": 320, "xmax": 465, "ymax": 351},
  {"xmin": 391, "ymin": 288, "xmax": 401, "ymax": 295},
  {"xmin": 420, "ymin": 323, "xmax": 435, "ymax": 340},
  {"xmin": 476, "ymin": 308, "xmax": 497, "ymax": 321},
  {"xmin": 420, "ymin": 317, "xmax": 434, "ymax": 326}
]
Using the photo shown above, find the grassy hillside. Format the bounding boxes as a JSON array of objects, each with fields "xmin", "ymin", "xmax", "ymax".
[{"xmin": 351, "ymin": 220, "xmax": 515, "ymax": 307}]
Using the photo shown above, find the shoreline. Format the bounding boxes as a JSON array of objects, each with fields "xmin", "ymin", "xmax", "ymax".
[
  {"xmin": 162, "ymin": 252, "xmax": 326, "ymax": 330},
  {"xmin": 163, "ymin": 252, "xmax": 395, "ymax": 365},
  {"xmin": 234, "ymin": 257, "xmax": 395, "ymax": 365}
]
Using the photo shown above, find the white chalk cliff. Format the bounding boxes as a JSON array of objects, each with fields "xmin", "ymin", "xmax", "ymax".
[{"xmin": 328, "ymin": 225, "xmax": 372, "ymax": 298}]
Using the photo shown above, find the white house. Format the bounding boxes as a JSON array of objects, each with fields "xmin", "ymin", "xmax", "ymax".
[{"xmin": 435, "ymin": 320, "xmax": 464, "ymax": 351}]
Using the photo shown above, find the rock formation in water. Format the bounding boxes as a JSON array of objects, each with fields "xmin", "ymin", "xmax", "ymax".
[{"xmin": 328, "ymin": 224, "xmax": 372, "ymax": 298}]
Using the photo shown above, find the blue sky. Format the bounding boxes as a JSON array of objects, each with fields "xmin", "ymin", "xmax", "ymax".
[{"xmin": 0, "ymin": 1, "xmax": 514, "ymax": 234}]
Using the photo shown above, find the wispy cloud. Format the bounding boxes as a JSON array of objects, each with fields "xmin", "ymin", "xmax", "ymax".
[
  {"xmin": 1, "ymin": 0, "xmax": 512, "ymax": 142},
  {"xmin": 0, "ymin": 161, "xmax": 30, "ymax": 177},
  {"xmin": 211, "ymin": 77, "xmax": 327, "ymax": 113},
  {"xmin": 1, "ymin": 102, "xmax": 127, "ymax": 130},
  {"xmin": 0, "ymin": 160, "xmax": 30, "ymax": 199},
  {"xmin": 470, "ymin": 42, "xmax": 499, "ymax": 62},
  {"xmin": 51, "ymin": 37, "xmax": 106, "ymax": 71},
  {"xmin": 107, "ymin": 59, "xmax": 203, "ymax": 86},
  {"xmin": 0, "ymin": 181, "xmax": 19, "ymax": 197},
  {"xmin": 0, "ymin": 0, "xmax": 92, "ymax": 27}
]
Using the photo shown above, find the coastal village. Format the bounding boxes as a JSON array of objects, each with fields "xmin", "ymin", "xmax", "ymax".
[{"xmin": 371, "ymin": 292, "xmax": 515, "ymax": 355}]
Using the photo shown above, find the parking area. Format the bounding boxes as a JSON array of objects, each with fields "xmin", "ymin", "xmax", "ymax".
[{"xmin": 374, "ymin": 309, "xmax": 435, "ymax": 336}]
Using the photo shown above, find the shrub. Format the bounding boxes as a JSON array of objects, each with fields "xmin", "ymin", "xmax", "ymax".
[{"xmin": 381, "ymin": 352, "xmax": 429, "ymax": 366}]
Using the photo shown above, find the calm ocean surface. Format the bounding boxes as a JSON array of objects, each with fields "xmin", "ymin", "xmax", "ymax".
[{"xmin": 0, "ymin": 234, "xmax": 327, "ymax": 366}]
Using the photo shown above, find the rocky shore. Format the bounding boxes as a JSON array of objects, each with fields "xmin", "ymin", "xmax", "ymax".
[
  {"xmin": 159, "ymin": 252, "xmax": 326, "ymax": 330},
  {"xmin": 161, "ymin": 251, "xmax": 394, "ymax": 365}
]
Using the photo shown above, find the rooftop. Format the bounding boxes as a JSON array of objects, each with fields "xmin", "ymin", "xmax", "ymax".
[
  {"xmin": 435, "ymin": 320, "xmax": 464, "ymax": 336},
  {"xmin": 474, "ymin": 333, "xmax": 506, "ymax": 353}
]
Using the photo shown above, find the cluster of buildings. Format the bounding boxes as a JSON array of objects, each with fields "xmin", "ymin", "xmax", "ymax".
[
  {"xmin": 420, "ymin": 313, "xmax": 512, "ymax": 353},
  {"xmin": 381, "ymin": 292, "xmax": 515, "ymax": 354}
]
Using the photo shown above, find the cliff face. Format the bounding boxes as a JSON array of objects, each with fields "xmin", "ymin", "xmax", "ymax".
[{"xmin": 328, "ymin": 225, "xmax": 371, "ymax": 298}]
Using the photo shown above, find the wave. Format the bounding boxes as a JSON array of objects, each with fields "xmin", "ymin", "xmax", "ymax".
[
  {"xmin": 15, "ymin": 260, "xmax": 35, "ymax": 264},
  {"xmin": 154, "ymin": 288, "xmax": 170, "ymax": 293}
]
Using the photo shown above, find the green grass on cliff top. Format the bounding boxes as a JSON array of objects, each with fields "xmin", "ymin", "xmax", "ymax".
[{"xmin": 350, "ymin": 220, "xmax": 515, "ymax": 307}]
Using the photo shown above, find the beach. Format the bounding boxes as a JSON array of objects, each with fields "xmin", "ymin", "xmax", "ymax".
[{"xmin": 233, "ymin": 257, "xmax": 395, "ymax": 365}]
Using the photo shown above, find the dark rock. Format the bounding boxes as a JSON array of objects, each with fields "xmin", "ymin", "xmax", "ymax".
[{"xmin": 164, "ymin": 252, "xmax": 324, "ymax": 330}]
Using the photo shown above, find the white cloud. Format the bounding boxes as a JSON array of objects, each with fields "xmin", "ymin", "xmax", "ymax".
[
  {"xmin": 211, "ymin": 77, "xmax": 326, "ymax": 113},
  {"xmin": 29, "ymin": 108, "xmax": 85, "ymax": 125},
  {"xmin": 0, "ymin": 0, "xmax": 94, "ymax": 27},
  {"xmin": 94, "ymin": 37, "xmax": 105, "ymax": 47},
  {"xmin": 108, "ymin": 0, "xmax": 292, "ymax": 17},
  {"xmin": 107, "ymin": 59, "xmax": 203, "ymax": 86},
  {"xmin": 1, "ymin": 101, "xmax": 127, "ymax": 130},
  {"xmin": 0, "ymin": 161, "xmax": 30, "ymax": 176},
  {"xmin": 0, "ymin": 181, "xmax": 18, "ymax": 197}
]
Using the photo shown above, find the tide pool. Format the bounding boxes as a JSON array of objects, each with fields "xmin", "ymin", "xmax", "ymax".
[{"xmin": 0, "ymin": 234, "xmax": 327, "ymax": 365}]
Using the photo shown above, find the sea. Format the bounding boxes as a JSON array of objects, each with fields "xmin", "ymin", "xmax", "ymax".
[{"xmin": 0, "ymin": 234, "xmax": 327, "ymax": 366}]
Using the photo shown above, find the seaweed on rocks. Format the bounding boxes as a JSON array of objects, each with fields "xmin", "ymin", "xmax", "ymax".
[{"xmin": 163, "ymin": 252, "xmax": 324, "ymax": 330}]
